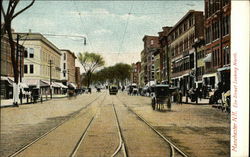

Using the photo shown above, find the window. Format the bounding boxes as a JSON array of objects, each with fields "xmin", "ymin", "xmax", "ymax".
[
  {"xmin": 150, "ymin": 40, "xmax": 154, "ymax": 45},
  {"xmin": 64, "ymin": 53, "xmax": 66, "ymax": 60},
  {"xmin": 24, "ymin": 64, "xmax": 28, "ymax": 74},
  {"xmin": 63, "ymin": 63, "xmax": 66, "ymax": 69},
  {"xmin": 29, "ymin": 48, "xmax": 34, "ymax": 58},
  {"xmin": 63, "ymin": 72, "xmax": 66, "ymax": 77},
  {"xmin": 30, "ymin": 64, "xmax": 34, "ymax": 73},
  {"xmin": 24, "ymin": 49, "xmax": 28, "ymax": 58}
]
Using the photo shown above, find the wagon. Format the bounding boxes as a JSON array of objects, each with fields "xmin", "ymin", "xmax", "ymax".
[
  {"xmin": 109, "ymin": 85, "xmax": 118, "ymax": 95},
  {"xmin": 151, "ymin": 84, "xmax": 173, "ymax": 111}
]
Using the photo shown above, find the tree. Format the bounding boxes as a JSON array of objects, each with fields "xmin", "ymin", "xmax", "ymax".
[
  {"xmin": 78, "ymin": 52, "xmax": 105, "ymax": 87},
  {"xmin": 91, "ymin": 63, "xmax": 132, "ymax": 86},
  {"xmin": 1, "ymin": 0, "xmax": 35, "ymax": 106}
]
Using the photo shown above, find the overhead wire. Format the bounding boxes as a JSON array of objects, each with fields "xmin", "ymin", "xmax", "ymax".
[{"xmin": 71, "ymin": 0, "xmax": 94, "ymax": 52}]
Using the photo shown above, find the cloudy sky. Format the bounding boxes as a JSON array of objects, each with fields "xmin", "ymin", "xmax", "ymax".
[{"xmin": 6, "ymin": 1, "xmax": 204, "ymax": 67}]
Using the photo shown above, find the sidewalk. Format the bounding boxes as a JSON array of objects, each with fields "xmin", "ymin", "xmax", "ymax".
[
  {"xmin": 0, "ymin": 94, "xmax": 68, "ymax": 108},
  {"xmin": 181, "ymin": 96, "xmax": 210, "ymax": 105}
]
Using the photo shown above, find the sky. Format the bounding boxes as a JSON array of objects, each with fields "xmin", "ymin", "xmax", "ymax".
[{"xmin": 4, "ymin": 1, "xmax": 204, "ymax": 67}]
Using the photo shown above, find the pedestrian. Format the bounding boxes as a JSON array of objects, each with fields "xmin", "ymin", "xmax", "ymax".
[{"xmin": 178, "ymin": 90, "xmax": 183, "ymax": 105}]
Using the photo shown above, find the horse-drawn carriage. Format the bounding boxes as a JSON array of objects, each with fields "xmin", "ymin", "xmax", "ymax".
[{"xmin": 151, "ymin": 84, "xmax": 178, "ymax": 111}]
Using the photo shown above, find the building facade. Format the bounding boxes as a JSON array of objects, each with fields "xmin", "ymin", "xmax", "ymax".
[
  {"xmin": 158, "ymin": 26, "xmax": 172, "ymax": 82},
  {"xmin": 131, "ymin": 62, "xmax": 141, "ymax": 85},
  {"xmin": 167, "ymin": 10, "xmax": 204, "ymax": 95},
  {"xmin": 204, "ymin": 0, "xmax": 230, "ymax": 89},
  {"xmin": 75, "ymin": 67, "xmax": 81, "ymax": 88},
  {"xmin": 60, "ymin": 49, "xmax": 77, "ymax": 88},
  {"xmin": 1, "ymin": 36, "xmax": 25, "ymax": 99},
  {"xmin": 142, "ymin": 35, "xmax": 160, "ymax": 85},
  {"xmin": 13, "ymin": 33, "xmax": 62, "ymax": 94}
]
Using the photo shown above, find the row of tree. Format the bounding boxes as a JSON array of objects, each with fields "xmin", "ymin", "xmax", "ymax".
[{"xmin": 77, "ymin": 52, "xmax": 131, "ymax": 87}]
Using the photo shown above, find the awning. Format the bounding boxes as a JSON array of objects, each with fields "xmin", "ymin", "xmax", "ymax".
[
  {"xmin": 52, "ymin": 82, "xmax": 61, "ymax": 88},
  {"xmin": 202, "ymin": 73, "xmax": 217, "ymax": 78},
  {"xmin": 55, "ymin": 82, "xmax": 68, "ymax": 89},
  {"xmin": 23, "ymin": 79, "xmax": 40, "ymax": 86},
  {"xmin": 0, "ymin": 76, "xmax": 13, "ymax": 86},
  {"xmin": 19, "ymin": 82, "xmax": 29, "ymax": 88},
  {"xmin": 217, "ymin": 65, "xmax": 230, "ymax": 72},
  {"xmin": 40, "ymin": 80, "xmax": 51, "ymax": 87},
  {"xmin": 68, "ymin": 82, "xmax": 76, "ymax": 89},
  {"xmin": 203, "ymin": 53, "xmax": 212, "ymax": 62}
]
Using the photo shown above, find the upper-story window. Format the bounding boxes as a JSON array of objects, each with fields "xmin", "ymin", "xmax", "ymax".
[
  {"xmin": 63, "ymin": 63, "xmax": 66, "ymax": 69},
  {"xmin": 24, "ymin": 49, "xmax": 28, "ymax": 58},
  {"xmin": 189, "ymin": 17, "xmax": 194, "ymax": 27},
  {"xmin": 64, "ymin": 53, "xmax": 66, "ymax": 60},
  {"xmin": 184, "ymin": 22, "xmax": 187, "ymax": 32},
  {"xmin": 24, "ymin": 64, "xmax": 28, "ymax": 74},
  {"xmin": 150, "ymin": 39, "xmax": 154, "ymax": 45},
  {"xmin": 29, "ymin": 48, "xmax": 34, "ymax": 58},
  {"xmin": 30, "ymin": 64, "xmax": 34, "ymax": 74}
]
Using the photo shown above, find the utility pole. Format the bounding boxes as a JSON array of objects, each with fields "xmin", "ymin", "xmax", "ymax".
[
  {"xmin": 18, "ymin": 34, "xmax": 23, "ymax": 105},
  {"xmin": 14, "ymin": 34, "xmax": 20, "ymax": 106},
  {"xmin": 49, "ymin": 59, "xmax": 53, "ymax": 99}
]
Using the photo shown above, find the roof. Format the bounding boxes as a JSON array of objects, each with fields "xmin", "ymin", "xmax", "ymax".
[
  {"xmin": 60, "ymin": 49, "xmax": 77, "ymax": 59},
  {"xmin": 167, "ymin": 10, "xmax": 203, "ymax": 35},
  {"xmin": 12, "ymin": 33, "xmax": 61, "ymax": 55}
]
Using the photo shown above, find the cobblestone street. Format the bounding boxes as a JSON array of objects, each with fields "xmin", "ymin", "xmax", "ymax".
[{"xmin": 0, "ymin": 91, "xmax": 230, "ymax": 157}]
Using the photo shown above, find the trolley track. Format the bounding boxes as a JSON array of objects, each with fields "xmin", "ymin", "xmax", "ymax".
[
  {"xmin": 70, "ymin": 93, "xmax": 107, "ymax": 157},
  {"xmin": 116, "ymin": 96, "xmax": 189, "ymax": 157},
  {"xmin": 9, "ymin": 94, "xmax": 104, "ymax": 157},
  {"xmin": 112, "ymin": 103, "xmax": 128, "ymax": 157}
]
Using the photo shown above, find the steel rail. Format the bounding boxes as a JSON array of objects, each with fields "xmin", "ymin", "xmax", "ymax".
[
  {"xmin": 116, "ymin": 96, "xmax": 189, "ymax": 157},
  {"xmin": 111, "ymin": 103, "xmax": 128, "ymax": 157},
  {"xmin": 70, "ymin": 93, "xmax": 107, "ymax": 157},
  {"xmin": 9, "ymin": 94, "xmax": 103, "ymax": 157}
]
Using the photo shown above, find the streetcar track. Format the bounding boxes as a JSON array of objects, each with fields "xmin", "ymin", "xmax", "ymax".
[
  {"xmin": 9, "ymin": 93, "xmax": 104, "ymax": 157},
  {"xmin": 70, "ymin": 93, "xmax": 107, "ymax": 157},
  {"xmin": 112, "ymin": 103, "xmax": 128, "ymax": 157},
  {"xmin": 116, "ymin": 96, "xmax": 189, "ymax": 157}
]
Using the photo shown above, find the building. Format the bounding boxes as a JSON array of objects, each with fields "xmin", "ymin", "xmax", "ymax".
[
  {"xmin": 139, "ymin": 50, "xmax": 146, "ymax": 86},
  {"xmin": 131, "ymin": 62, "xmax": 141, "ymax": 85},
  {"xmin": 0, "ymin": 36, "xmax": 25, "ymax": 99},
  {"xmin": 142, "ymin": 35, "xmax": 160, "ymax": 85},
  {"xmin": 60, "ymin": 49, "xmax": 77, "ymax": 89},
  {"xmin": 166, "ymin": 10, "xmax": 204, "ymax": 95},
  {"xmin": 203, "ymin": 0, "xmax": 230, "ymax": 89},
  {"xmin": 12, "ymin": 32, "xmax": 63, "ymax": 95},
  {"xmin": 158, "ymin": 26, "xmax": 172, "ymax": 82},
  {"xmin": 75, "ymin": 67, "xmax": 81, "ymax": 88}
]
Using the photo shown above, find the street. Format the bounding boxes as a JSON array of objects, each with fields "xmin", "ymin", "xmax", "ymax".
[{"xmin": 0, "ymin": 90, "xmax": 230, "ymax": 157}]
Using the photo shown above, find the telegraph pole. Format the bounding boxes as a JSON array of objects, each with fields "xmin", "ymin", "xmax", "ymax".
[{"xmin": 49, "ymin": 59, "xmax": 52, "ymax": 99}]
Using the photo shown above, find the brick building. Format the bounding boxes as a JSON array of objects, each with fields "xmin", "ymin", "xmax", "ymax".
[
  {"xmin": 131, "ymin": 62, "xmax": 141, "ymax": 85},
  {"xmin": 75, "ymin": 67, "xmax": 81, "ymax": 88},
  {"xmin": 60, "ymin": 49, "xmax": 77, "ymax": 89},
  {"xmin": 142, "ymin": 35, "xmax": 160, "ymax": 85},
  {"xmin": 167, "ymin": 10, "xmax": 204, "ymax": 95},
  {"xmin": 1, "ymin": 36, "xmax": 25, "ymax": 99},
  {"xmin": 203, "ymin": 0, "xmax": 230, "ymax": 89},
  {"xmin": 158, "ymin": 26, "xmax": 172, "ymax": 82}
]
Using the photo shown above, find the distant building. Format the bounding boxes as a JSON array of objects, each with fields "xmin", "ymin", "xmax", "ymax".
[
  {"xmin": 0, "ymin": 36, "xmax": 25, "ymax": 99},
  {"xmin": 12, "ymin": 32, "xmax": 62, "ymax": 95},
  {"xmin": 142, "ymin": 35, "xmax": 160, "ymax": 85},
  {"xmin": 131, "ymin": 62, "xmax": 141, "ymax": 85},
  {"xmin": 158, "ymin": 26, "xmax": 172, "ymax": 82},
  {"xmin": 139, "ymin": 50, "xmax": 146, "ymax": 86},
  {"xmin": 167, "ymin": 10, "xmax": 204, "ymax": 95},
  {"xmin": 60, "ymin": 49, "xmax": 77, "ymax": 89},
  {"xmin": 75, "ymin": 67, "xmax": 81, "ymax": 88},
  {"xmin": 203, "ymin": 0, "xmax": 230, "ymax": 89}
]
